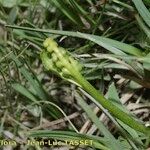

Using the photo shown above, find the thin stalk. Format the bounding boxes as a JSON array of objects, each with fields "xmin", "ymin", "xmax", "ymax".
[{"xmin": 72, "ymin": 71, "xmax": 150, "ymax": 135}]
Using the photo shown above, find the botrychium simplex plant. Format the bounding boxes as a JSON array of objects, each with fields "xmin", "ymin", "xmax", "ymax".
[
  {"xmin": 41, "ymin": 38, "xmax": 82, "ymax": 85},
  {"xmin": 41, "ymin": 38, "xmax": 150, "ymax": 135}
]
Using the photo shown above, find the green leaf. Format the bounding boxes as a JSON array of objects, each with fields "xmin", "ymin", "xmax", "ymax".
[
  {"xmin": 7, "ymin": 7, "xmax": 18, "ymax": 24},
  {"xmin": 78, "ymin": 33, "xmax": 143, "ymax": 56},
  {"xmin": 106, "ymin": 82, "xmax": 120, "ymax": 103},
  {"xmin": 132, "ymin": 0, "xmax": 150, "ymax": 28},
  {"xmin": 5, "ymin": 25, "xmax": 144, "ymax": 56},
  {"xmin": 75, "ymin": 92, "xmax": 124, "ymax": 150},
  {"xmin": 9, "ymin": 53, "xmax": 62, "ymax": 119},
  {"xmin": 12, "ymin": 83, "xmax": 37, "ymax": 103},
  {"xmin": 117, "ymin": 120, "xmax": 144, "ymax": 146},
  {"xmin": 68, "ymin": 0, "xmax": 95, "ymax": 25},
  {"xmin": 0, "ymin": 0, "xmax": 18, "ymax": 8},
  {"xmin": 106, "ymin": 83, "xmax": 131, "ymax": 115},
  {"xmin": 142, "ymin": 53, "xmax": 150, "ymax": 70},
  {"xmin": 50, "ymin": 0, "xmax": 83, "ymax": 25},
  {"xmin": 135, "ymin": 14, "xmax": 150, "ymax": 39}
]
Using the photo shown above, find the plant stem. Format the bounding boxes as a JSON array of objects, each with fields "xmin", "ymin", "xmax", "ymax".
[{"xmin": 73, "ymin": 72, "xmax": 150, "ymax": 135}]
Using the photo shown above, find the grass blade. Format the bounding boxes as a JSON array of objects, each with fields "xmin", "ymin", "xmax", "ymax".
[
  {"xmin": 75, "ymin": 92, "xmax": 124, "ymax": 150},
  {"xmin": 135, "ymin": 14, "xmax": 150, "ymax": 39},
  {"xmin": 50, "ymin": 0, "xmax": 83, "ymax": 25},
  {"xmin": 6, "ymin": 25, "xmax": 144, "ymax": 56},
  {"xmin": 12, "ymin": 83, "xmax": 38, "ymax": 103},
  {"xmin": 29, "ymin": 130, "xmax": 110, "ymax": 150},
  {"xmin": 132, "ymin": 0, "xmax": 150, "ymax": 27}
]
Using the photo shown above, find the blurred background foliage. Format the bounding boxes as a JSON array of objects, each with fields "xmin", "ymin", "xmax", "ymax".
[{"xmin": 0, "ymin": 0, "xmax": 150, "ymax": 149}]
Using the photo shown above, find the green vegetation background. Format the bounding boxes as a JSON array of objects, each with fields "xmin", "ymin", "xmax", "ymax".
[{"xmin": 0, "ymin": 0, "xmax": 150, "ymax": 150}]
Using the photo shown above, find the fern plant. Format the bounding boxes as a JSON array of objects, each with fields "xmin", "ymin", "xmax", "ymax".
[{"xmin": 41, "ymin": 38, "xmax": 150, "ymax": 135}]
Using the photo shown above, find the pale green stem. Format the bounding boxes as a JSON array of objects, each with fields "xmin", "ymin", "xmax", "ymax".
[{"xmin": 70, "ymin": 69, "xmax": 150, "ymax": 135}]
